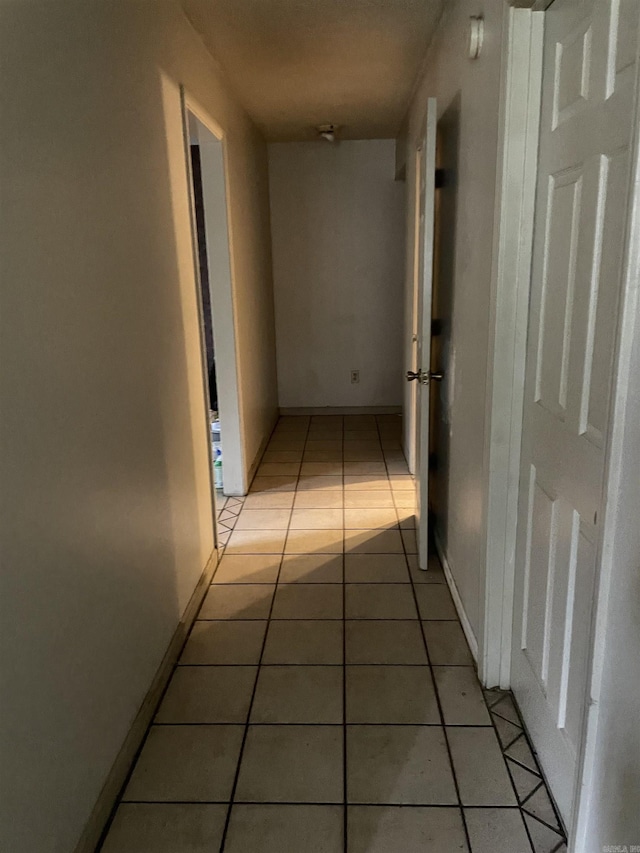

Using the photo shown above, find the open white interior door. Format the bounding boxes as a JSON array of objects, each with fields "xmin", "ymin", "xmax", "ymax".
[
  {"xmin": 410, "ymin": 97, "xmax": 437, "ymax": 570},
  {"xmin": 511, "ymin": 0, "xmax": 639, "ymax": 826}
]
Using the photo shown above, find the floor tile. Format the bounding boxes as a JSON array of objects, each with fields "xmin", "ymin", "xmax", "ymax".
[
  {"xmin": 342, "ymin": 449, "xmax": 384, "ymax": 462},
  {"xmin": 295, "ymin": 491, "xmax": 344, "ymax": 508},
  {"xmin": 285, "ymin": 528, "xmax": 343, "ymax": 553},
  {"xmin": 504, "ymin": 733, "xmax": 539, "ymax": 773},
  {"xmin": 180, "ymin": 621, "xmax": 266, "ymax": 665},
  {"xmin": 348, "ymin": 806, "xmax": 467, "ymax": 853},
  {"xmin": 493, "ymin": 713, "xmax": 523, "ymax": 749},
  {"xmin": 344, "ymin": 508, "xmax": 398, "ymax": 529},
  {"xmin": 507, "ymin": 757, "xmax": 543, "ymax": 802},
  {"xmin": 343, "ymin": 439, "xmax": 382, "ymax": 450},
  {"xmin": 344, "ymin": 475, "xmax": 391, "ymax": 491},
  {"xmin": 343, "ymin": 461, "xmax": 387, "ymax": 475},
  {"xmin": 304, "ymin": 449, "xmax": 344, "ymax": 462},
  {"xmin": 213, "ymin": 554, "xmax": 281, "ymax": 584},
  {"xmin": 522, "ymin": 783, "xmax": 562, "ymax": 830},
  {"xmin": 389, "ymin": 475, "xmax": 415, "ymax": 490},
  {"xmin": 155, "ymin": 666, "xmax": 257, "ymax": 724},
  {"xmin": 422, "ymin": 621, "xmax": 473, "ymax": 665},
  {"xmin": 123, "ymin": 725, "xmax": 243, "ymax": 802},
  {"xmin": 345, "ymin": 583, "xmax": 417, "ymax": 619},
  {"xmin": 263, "ymin": 450, "xmax": 304, "ymax": 463},
  {"xmin": 236, "ymin": 725, "xmax": 343, "ymax": 803},
  {"xmin": 345, "ymin": 620, "xmax": 427, "ymax": 664},
  {"xmin": 257, "ymin": 462, "xmax": 301, "ymax": 477},
  {"xmin": 401, "ymin": 529, "xmax": 418, "ymax": 554},
  {"xmin": 409, "ymin": 555, "xmax": 446, "ymax": 583},
  {"xmin": 464, "ymin": 807, "xmax": 531, "ymax": 853},
  {"xmin": 307, "ymin": 430, "xmax": 343, "ymax": 440},
  {"xmin": 393, "ymin": 491, "xmax": 417, "ymax": 507},
  {"xmin": 109, "ymin": 417, "xmax": 564, "ymax": 853},
  {"xmin": 344, "ymin": 491, "xmax": 395, "ymax": 508},
  {"xmin": 101, "ymin": 803, "xmax": 228, "ymax": 853},
  {"xmin": 262, "ymin": 620, "xmax": 343, "ymax": 664},
  {"xmin": 347, "ymin": 725, "xmax": 457, "ymax": 804},
  {"xmin": 225, "ymin": 804, "xmax": 344, "ymax": 853},
  {"xmin": 433, "ymin": 666, "xmax": 491, "ymax": 725},
  {"xmin": 272, "ymin": 583, "xmax": 343, "ymax": 619},
  {"xmin": 311, "ymin": 415, "xmax": 343, "ymax": 425},
  {"xmin": 397, "ymin": 508, "xmax": 417, "ymax": 528},
  {"xmin": 305, "ymin": 440, "xmax": 343, "ymax": 451},
  {"xmin": 301, "ymin": 462, "xmax": 343, "ymax": 475},
  {"xmin": 234, "ymin": 509, "xmax": 292, "ymax": 530},
  {"xmin": 250, "ymin": 475, "xmax": 298, "ymax": 493},
  {"xmin": 199, "ymin": 584, "xmax": 274, "ymax": 620},
  {"xmin": 251, "ymin": 665, "xmax": 343, "ymax": 723},
  {"xmin": 290, "ymin": 508, "xmax": 344, "ymax": 529},
  {"xmin": 298, "ymin": 475, "xmax": 344, "ymax": 491},
  {"xmin": 344, "ymin": 554, "xmax": 409, "ymax": 583},
  {"xmin": 523, "ymin": 812, "xmax": 565, "ymax": 851},
  {"xmin": 344, "ymin": 529, "xmax": 404, "ymax": 554},
  {"xmin": 415, "ymin": 585, "xmax": 458, "ymax": 620},
  {"xmin": 279, "ymin": 554, "xmax": 343, "ymax": 583},
  {"xmin": 489, "ymin": 692, "xmax": 522, "ymax": 726},
  {"xmin": 447, "ymin": 727, "xmax": 517, "ymax": 806},
  {"xmin": 226, "ymin": 528, "xmax": 288, "ymax": 555},
  {"xmin": 267, "ymin": 439, "xmax": 305, "ymax": 451},
  {"xmin": 346, "ymin": 666, "xmax": 439, "ymax": 723}
]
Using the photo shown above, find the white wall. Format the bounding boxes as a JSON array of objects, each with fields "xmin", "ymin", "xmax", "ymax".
[
  {"xmin": 269, "ymin": 140, "xmax": 405, "ymax": 409},
  {"xmin": 0, "ymin": 2, "xmax": 276, "ymax": 850},
  {"xmin": 402, "ymin": 0, "xmax": 506, "ymax": 640}
]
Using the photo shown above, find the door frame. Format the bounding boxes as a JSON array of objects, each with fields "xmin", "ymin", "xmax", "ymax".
[
  {"xmin": 487, "ymin": 2, "xmax": 640, "ymax": 849},
  {"xmin": 481, "ymin": 5, "xmax": 544, "ymax": 690},
  {"xmin": 180, "ymin": 90, "xmax": 246, "ymax": 502}
]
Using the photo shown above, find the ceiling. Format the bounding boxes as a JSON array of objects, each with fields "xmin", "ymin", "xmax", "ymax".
[{"xmin": 182, "ymin": 0, "xmax": 443, "ymax": 141}]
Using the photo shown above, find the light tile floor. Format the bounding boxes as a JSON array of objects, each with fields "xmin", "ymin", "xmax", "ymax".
[{"xmin": 101, "ymin": 414, "xmax": 566, "ymax": 853}]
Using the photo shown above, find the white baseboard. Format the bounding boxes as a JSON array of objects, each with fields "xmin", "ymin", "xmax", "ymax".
[
  {"xmin": 433, "ymin": 528, "xmax": 479, "ymax": 663},
  {"xmin": 279, "ymin": 406, "xmax": 402, "ymax": 416},
  {"xmin": 74, "ymin": 548, "xmax": 219, "ymax": 853}
]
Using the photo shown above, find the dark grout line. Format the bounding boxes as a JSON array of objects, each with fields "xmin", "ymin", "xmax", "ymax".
[
  {"xmin": 341, "ymin": 424, "xmax": 348, "ymax": 853},
  {"xmin": 373, "ymin": 415, "xmax": 472, "ymax": 853},
  {"xmin": 121, "ymin": 799, "xmax": 528, "ymax": 808},
  {"xmin": 217, "ymin": 416, "xmax": 311, "ymax": 852},
  {"xmin": 153, "ymin": 721, "xmax": 497, "ymax": 727},
  {"xmin": 176, "ymin": 661, "xmax": 477, "ymax": 667}
]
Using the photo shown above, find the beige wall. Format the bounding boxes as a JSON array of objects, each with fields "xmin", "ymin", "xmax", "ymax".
[
  {"xmin": 0, "ymin": 2, "xmax": 276, "ymax": 850},
  {"xmin": 402, "ymin": 0, "xmax": 506, "ymax": 640},
  {"xmin": 269, "ymin": 140, "xmax": 405, "ymax": 409}
]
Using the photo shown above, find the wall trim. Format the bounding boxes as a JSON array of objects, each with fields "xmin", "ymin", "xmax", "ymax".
[
  {"xmin": 481, "ymin": 6, "xmax": 543, "ymax": 689},
  {"xmin": 74, "ymin": 548, "xmax": 219, "ymax": 853},
  {"xmin": 279, "ymin": 406, "xmax": 402, "ymax": 416},
  {"xmin": 434, "ymin": 528, "xmax": 479, "ymax": 663}
]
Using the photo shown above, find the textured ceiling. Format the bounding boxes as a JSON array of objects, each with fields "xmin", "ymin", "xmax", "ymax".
[{"xmin": 182, "ymin": 0, "xmax": 443, "ymax": 141}]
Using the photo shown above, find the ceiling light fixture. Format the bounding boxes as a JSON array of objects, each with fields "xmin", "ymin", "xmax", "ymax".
[{"xmin": 317, "ymin": 123, "xmax": 338, "ymax": 142}]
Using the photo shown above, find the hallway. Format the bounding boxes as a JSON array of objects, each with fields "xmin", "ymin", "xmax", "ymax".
[{"xmin": 101, "ymin": 416, "xmax": 565, "ymax": 852}]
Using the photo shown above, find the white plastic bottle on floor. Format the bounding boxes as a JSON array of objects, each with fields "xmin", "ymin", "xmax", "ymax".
[{"xmin": 214, "ymin": 446, "xmax": 223, "ymax": 489}]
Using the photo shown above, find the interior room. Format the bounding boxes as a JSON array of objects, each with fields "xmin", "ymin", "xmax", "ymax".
[{"xmin": 1, "ymin": 1, "xmax": 639, "ymax": 852}]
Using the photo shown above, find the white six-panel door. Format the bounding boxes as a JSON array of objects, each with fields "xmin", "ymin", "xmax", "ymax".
[{"xmin": 511, "ymin": 0, "xmax": 639, "ymax": 825}]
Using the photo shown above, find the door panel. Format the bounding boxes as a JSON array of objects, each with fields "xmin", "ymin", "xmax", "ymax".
[
  {"xmin": 413, "ymin": 98, "xmax": 437, "ymax": 570},
  {"xmin": 512, "ymin": 0, "xmax": 638, "ymax": 824}
]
